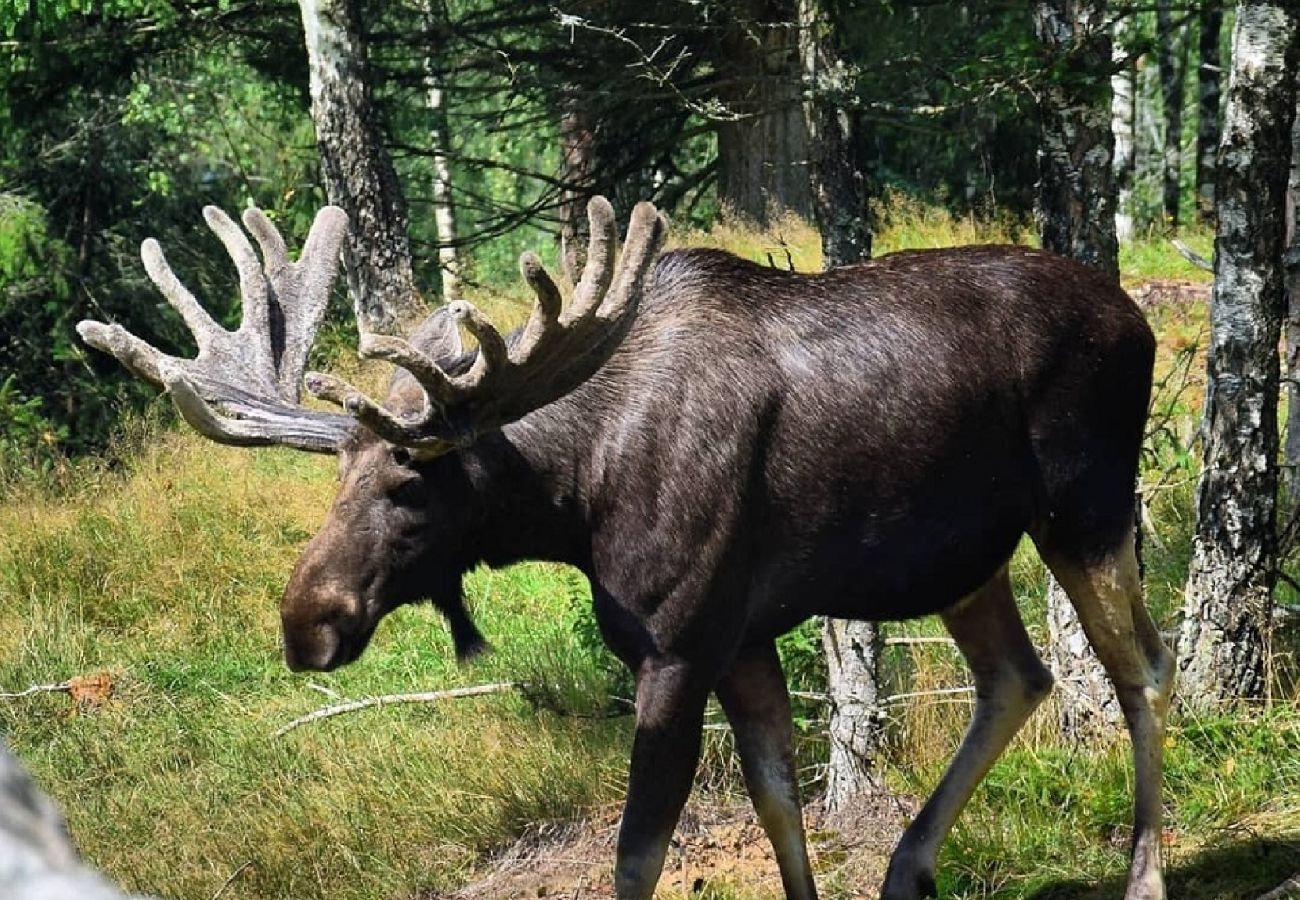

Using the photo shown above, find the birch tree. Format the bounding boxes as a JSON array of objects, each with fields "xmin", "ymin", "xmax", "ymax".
[
  {"xmin": 423, "ymin": 0, "xmax": 459, "ymax": 302},
  {"xmin": 299, "ymin": 0, "xmax": 424, "ymax": 333},
  {"xmin": 1033, "ymin": 0, "xmax": 1124, "ymax": 737},
  {"xmin": 1157, "ymin": 0, "xmax": 1189, "ymax": 228},
  {"xmin": 1113, "ymin": 13, "xmax": 1137, "ymax": 242},
  {"xmin": 1286, "ymin": 98, "xmax": 1300, "ymax": 500},
  {"xmin": 1195, "ymin": 0, "xmax": 1225, "ymax": 222},
  {"xmin": 1180, "ymin": 0, "xmax": 1299, "ymax": 708}
]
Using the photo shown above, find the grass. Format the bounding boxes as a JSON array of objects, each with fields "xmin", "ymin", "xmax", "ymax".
[
  {"xmin": 0, "ymin": 430, "xmax": 631, "ymax": 899},
  {"xmin": 2, "ymin": 206, "xmax": 1291, "ymax": 900}
]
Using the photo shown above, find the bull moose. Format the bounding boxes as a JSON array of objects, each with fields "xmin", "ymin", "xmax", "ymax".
[{"xmin": 79, "ymin": 198, "xmax": 1173, "ymax": 900}]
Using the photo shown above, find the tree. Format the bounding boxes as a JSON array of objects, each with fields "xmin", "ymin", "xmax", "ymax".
[
  {"xmin": 1286, "ymin": 97, "xmax": 1300, "ymax": 501},
  {"xmin": 1156, "ymin": 0, "xmax": 1189, "ymax": 229},
  {"xmin": 800, "ymin": 0, "xmax": 871, "ymax": 266},
  {"xmin": 1112, "ymin": 12, "xmax": 1137, "ymax": 242},
  {"xmin": 298, "ymin": 0, "xmax": 425, "ymax": 332},
  {"xmin": 716, "ymin": 0, "xmax": 814, "ymax": 224},
  {"xmin": 423, "ymin": 0, "xmax": 460, "ymax": 302},
  {"xmin": 1195, "ymin": 0, "xmax": 1225, "ymax": 222},
  {"xmin": 1033, "ymin": 0, "xmax": 1123, "ymax": 737},
  {"xmin": 1180, "ymin": 0, "xmax": 1298, "ymax": 708},
  {"xmin": 1033, "ymin": 0, "xmax": 1119, "ymax": 277}
]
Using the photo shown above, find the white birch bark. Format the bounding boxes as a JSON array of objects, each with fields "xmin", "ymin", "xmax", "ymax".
[
  {"xmin": 299, "ymin": 0, "xmax": 423, "ymax": 333},
  {"xmin": 1285, "ymin": 96, "xmax": 1300, "ymax": 501},
  {"xmin": 821, "ymin": 618, "xmax": 884, "ymax": 811},
  {"xmin": 1180, "ymin": 1, "xmax": 1299, "ymax": 708},
  {"xmin": 422, "ymin": 2, "xmax": 459, "ymax": 303},
  {"xmin": 1113, "ymin": 13, "xmax": 1137, "ymax": 243}
]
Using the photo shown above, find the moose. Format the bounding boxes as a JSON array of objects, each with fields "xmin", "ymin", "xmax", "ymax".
[{"xmin": 80, "ymin": 198, "xmax": 1173, "ymax": 900}]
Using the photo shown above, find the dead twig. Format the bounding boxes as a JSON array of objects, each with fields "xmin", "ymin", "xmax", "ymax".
[
  {"xmin": 1171, "ymin": 238, "xmax": 1214, "ymax": 272},
  {"xmin": 211, "ymin": 860, "xmax": 254, "ymax": 900},
  {"xmin": 272, "ymin": 682, "xmax": 521, "ymax": 737},
  {"xmin": 0, "ymin": 681, "xmax": 73, "ymax": 699}
]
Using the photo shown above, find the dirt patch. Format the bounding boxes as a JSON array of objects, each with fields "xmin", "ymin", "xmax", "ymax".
[{"xmin": 436, "ymin": 791, "xmax": 917, "ymax": 900}]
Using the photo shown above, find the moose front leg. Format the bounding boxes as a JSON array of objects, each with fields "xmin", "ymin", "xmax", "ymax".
[
  {"xmin": 615, "ymin": 656, "xmax": 711, "ymax": 900},
  {"xmin": 715, "ymin": 642, "xmax": 818, "ymax": 900}
]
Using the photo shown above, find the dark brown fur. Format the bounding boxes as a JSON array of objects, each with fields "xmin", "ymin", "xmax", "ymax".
[{"xmin": 281, "ymin": 245, "xmax": 1157, "ymax": 900}]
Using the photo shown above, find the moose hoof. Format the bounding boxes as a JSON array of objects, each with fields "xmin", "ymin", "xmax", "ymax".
[{"xmin": 878, "ymin": 859, "xmax": 937, "ymax": 900}]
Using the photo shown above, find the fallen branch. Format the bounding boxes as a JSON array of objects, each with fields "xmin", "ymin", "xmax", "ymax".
[
  {"xmin": 885, "ymin": 636, "xmax": 956, "ymax": 646},
  {"xmin": 0, "ymin": 681, "xmax": 73, "ymax": 699},
  {"xmin": 883, "ymin": 686, "xmax": 975, "ymax": 705},
  {"xmin": 1254, "ymin": 873, "xmax": 1300, "ymax": 900},
  {"xmin": 272, "ymin": 682, "xmax": 520, "ymax": 738},
  {"xmin": 1171, "ymin": 238, "xmax": 1214, "ymax": 273}
]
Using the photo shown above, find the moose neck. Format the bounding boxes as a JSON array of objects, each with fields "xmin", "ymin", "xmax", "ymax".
[{"xmin": 454, "ymin": 394, "xmax": 597, "ymax": 573}]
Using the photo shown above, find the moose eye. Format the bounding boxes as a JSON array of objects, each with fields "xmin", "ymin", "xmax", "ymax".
[{"xmin": 391, "ymin": 446, "xmax": 413, "ymax": 467}]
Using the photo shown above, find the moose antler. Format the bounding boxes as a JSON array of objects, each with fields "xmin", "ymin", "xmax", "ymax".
[
  {"xmin": 305, "ymin": 196, "xmax": 666, "ymax": 450},
  {"xmin": 78, "ymin": 206, "xmax": 354, "ymax": 453}
]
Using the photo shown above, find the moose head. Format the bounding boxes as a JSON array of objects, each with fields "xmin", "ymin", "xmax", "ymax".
[{"xmin": 79, "ymin": 198, "xmax": 666, "ymax": 673}]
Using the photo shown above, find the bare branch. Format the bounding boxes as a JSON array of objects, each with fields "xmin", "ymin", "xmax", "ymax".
[{"xmin": 272, "ymin": 682, "xmax": 520, "ymax": 737}]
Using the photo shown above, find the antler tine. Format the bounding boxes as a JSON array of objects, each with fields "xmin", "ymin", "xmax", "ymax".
[
  {"xmin": 563, "ymin": 197, "xmax": 617, "ymax": 324},
  {"xmin": 597, "ymin": 202, "xmax": 667, "ymax": 323},
  {"xmin": 515, "ymin": 252, "xmax": 563, "ymax": 358},
  {"xmin": 76, "ymin": 320, "xmax": 167, "ymax": 386},
  {"xmin": 449, "ymin": 300, "xmax": 511, "ymax": 390},
  {"xmin": 357, "ymin": 334, "xmax": 459, "ymax": 406},
  {"xmin": 140, "ymin": 238, "xmax": 225, "ymax": 352},
  {"xmin": 304, "ymin": 372, "xmax": 452, "ymax": 450},
  {"xmin": 203, "ymin": 206, "xmax": 269, "ymax": 341},
  {"xmin": 241, "ymin": 207, "xmax": 290, "ymax": 273}
]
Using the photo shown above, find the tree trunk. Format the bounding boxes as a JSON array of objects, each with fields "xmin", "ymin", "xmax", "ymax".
[
  {"xmin": 1033, "ymin": 0, "xmax": 1119, "ymax": 278},
  {"xmin": 1157, "ymin": 0, "xmax": 1189, "ymax": 229},
  {"xmin": 1195, "ymin": 0, "xmax": 1225, "ymax": 223},
  {"xmin": 298, "ymin": 0, "xmax": 423, "ymax": 333},
  {"xmin": 559, "ymin": 96, "xmax": 595, "ymax": 283},
  {"xmin": 1113, "ymin": 14, "xmax": 1137, "ymax": 243},
  {"xmin": 798, "ymin": 0, "xmax": 870, "ymax": 267},
  {"xmin": 1179, "ymin": 1, "xmax": 1299, "ymax": 710},
  {"xmin": 1286, "ymin": 96, "xmax": 1300, "ymax": 502},
  {"xmin": 423, "ymin": 1, "xmax": 459, "ymax": 303},
  {"xmin": 1034, "ymin": 0, "xmax": 1122, "ymax": 738},
  {"xmin": 716, "ymin": 0, "xmax": 813, "ymax": 226},
  {"xmin": 821, "ymin": 618, "xmax": 884, "ymax": 811}
]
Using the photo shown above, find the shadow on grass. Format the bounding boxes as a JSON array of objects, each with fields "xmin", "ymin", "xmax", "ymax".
[{"xmin": 1026, "ymin": 835, "xmax": 1300, "ymax": 900}]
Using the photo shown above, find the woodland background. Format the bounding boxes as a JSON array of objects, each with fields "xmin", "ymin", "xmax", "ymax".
[{"xmin": 2, "ymin": 1, "xmax": 1300, "ymax": 899}]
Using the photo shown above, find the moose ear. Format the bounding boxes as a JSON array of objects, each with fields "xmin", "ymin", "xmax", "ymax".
[{"xmin": 407, "ymin": 305, "xmax": 464, "ymax": 366}]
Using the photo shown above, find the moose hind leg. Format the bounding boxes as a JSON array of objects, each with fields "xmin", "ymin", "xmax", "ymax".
[
  {"xmin": 615, "ymin": 656, "xmax": 711, "ymax": 900},
  {"xmin": 880, "ymin": 567, "xmax": 1053, "ymax": 900},
  {"xmin": 715, "ymin": 642, "xmax": 818, "ymax": 900},
  {"xmin": 1042, "ymin": 530, "xmax": 1174, "ymax": 900}
]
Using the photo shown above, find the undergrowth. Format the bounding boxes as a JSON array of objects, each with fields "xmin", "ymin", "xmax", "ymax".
[{"xmin": 1, "ymin": 209, "xmax": 1287, "ymax": 900}]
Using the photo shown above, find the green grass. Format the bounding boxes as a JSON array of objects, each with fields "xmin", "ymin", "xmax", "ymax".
[{"xmin": 0, "ymin": 432, "xmax": 630, "ymax": 899}]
